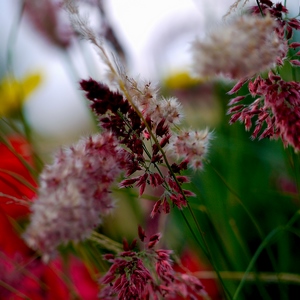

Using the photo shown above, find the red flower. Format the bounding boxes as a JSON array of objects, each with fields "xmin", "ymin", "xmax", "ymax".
[
  {"xmin": 0, "ymin": 135, "xmax": 36, "ymax": 219},
  {"xmin": 0, "ymin": 206, "xmax": 99, "ymax": 299},
  {"xmin": 69, "ymin": 257, "xmax": 99, "ymax": 299},
  {"xmin": 0, "ymin": 209, "xmax": 31, "ymax": 259},
  {"xmin": 174, "ymin": 249, "xmax": 222, "ymax": 300},
  {"xmin": 1, "ymin": 253, "xmax": 99, "ymax": 300},
  {"xmin": 0, "ymin": 135, "xmax": 99, "ymax": 299}
]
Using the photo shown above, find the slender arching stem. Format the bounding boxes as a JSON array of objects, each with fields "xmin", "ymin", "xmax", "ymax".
[{"xmin": 256, "ymin": 0, "xmax": 264, "ymax": 16}]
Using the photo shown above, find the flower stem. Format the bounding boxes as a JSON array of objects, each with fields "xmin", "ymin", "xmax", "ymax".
[
  {"xmin": 6, "ymin": 0, "xmax": 25, "ymax": 73},
  {"xmin": 89, "ymin": 231, "xmax": 123, "ymax": 253},
  {"xmin": 207, "ymin": 161, "xmax": 287, "ymax": 294},
  {"xmin": 256, "ymin": 0, "xmax": 264, "ymax": 16},
  {"xmin": 233, "ymin": 210, "xmax": 300, "ymax": 299}
]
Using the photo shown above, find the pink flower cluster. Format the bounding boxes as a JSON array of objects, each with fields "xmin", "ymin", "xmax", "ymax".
[
  {"xmin": 99, "ymin": 226, "xmax": 206, "ymax": 299},
  {"xmin": 80, "ymin": 78, "xmax": 212, "ymax": 216},
  {"xmin": 226, "ymin": 0, "xmax": 300, "ymax": 151},
  {"xmin": 23, "ymin": 132, "xmax": 126, "ymax": 261},
  {"xmin": 228, "ymin": 72, "xmax": 300, "ymax": 151},
  {"xmin": 24, "ymin": 0, "xmax": 72, "ymax": 48}
]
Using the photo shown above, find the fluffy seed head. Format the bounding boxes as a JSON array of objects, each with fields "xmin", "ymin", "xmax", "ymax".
[
  {"xmin": 168, "ymin": 129, "xmax": 212, "ymax": 169},
  {"xmin": 192, "ymin": 14, "xmax": 287, "ymax": 79},
  {"xmin": 145, "ymin": 96, "xmax": 183, "ymax": 126},
  {"xmin": 23, "ymin": 132, "xmax": 124, "ymax": 261},
  {"xmin": 122, "ymin": 77, "xmax": 183, "ymax": 127}
]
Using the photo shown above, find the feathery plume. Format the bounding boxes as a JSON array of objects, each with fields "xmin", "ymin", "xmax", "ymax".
[
  {"xmin": 23, "ymin": 133, "xmax": 125, "ymax": 261},
  {"xmin": 192, "ymin": 14, "xmax": 287, "ymax": 79},
  {"xmin": 168, "ymin": 129, "xmax": 212, "ymax": 170}
]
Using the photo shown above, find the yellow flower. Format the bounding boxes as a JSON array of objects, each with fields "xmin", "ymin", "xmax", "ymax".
[
  {"xmin": 0, "ymin": 73, "xmax": 42, "ymax": 117},
  {"xmin": 163, "ymin": 71, "xmax": 202, "ymax": 90}
]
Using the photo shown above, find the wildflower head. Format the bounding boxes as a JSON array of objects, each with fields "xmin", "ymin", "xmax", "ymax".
[
  {"xmin": 113, "ymin": 76, "xmax": 184, "ymax": 128},
  {"xmin": 192, "ymin": 14, "xmax": 287, "ymax": 80},
  {"xmin": 23, "ymin": 132, "xmax": 125, "ymax": 261},
  {"xmin": 228, "ymin": 72, "xmax": 300, "ymax": 152},
  {"xmin": 99, "ymin": 227, "xmax": 206, "ymax": 299},
  {"xmin": 144, "ymin": 96, "xmax": 183, "ymax": 127},
  {"xmin": 168, "ymin": 128, "xmax": 212, "ymax": 169}
]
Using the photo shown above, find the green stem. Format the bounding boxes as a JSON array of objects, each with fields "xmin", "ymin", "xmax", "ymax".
[
  {"xmin": 90, "ymin": 231, "xmax": 123, "ymax": 253},
  {"xmin": 62, "ymin": 50, "xmax": 99, "ymax": 130},
  {"xmin": 195, "ymin": 270, "xmax": 300, "ymax": 285},
  {"xmin": 0, "ymin": 168, "xmax": 37, "ymax": 192},
  {"xmin": 76, "ymin": 242, "xmax": 108, "ymax": 272},
  {"xmin": 0, "ymin": 280, "xmax": 30, "ymax": 299},
  {"xmin": 207, "ymin": 162, "xmax": 264, "ymax": 237},
  {"xmin": 208, "ymin": 162, "xmax": 282, "ymax": 268},
  {"xmin": 179, "ymin": 209, "xmax": 207, "ymax": 255},
  {"xmin": 186, "ymin": 203, "xmax": 233, "ymax": 300},
  {"xmin": 19, "ymin": 110, "xmax": 32, "ymax": 145},
  {"xmin": 0, "ymin": 126, "xmax": 39, "ymax": 179},
  {"xmin": 6, "ymin": 0, "xmax": 25, "ymax": 73},
  {"xmin": 233, "ymin": 210, "xmax": 300, "ymax": 299},
  {"xmin": 233, "ymin": 228, "xmax": 278, "ymax": 299},
  {"xmin": 228, "ymin": 220, "xmax": 272, "ymax": 299},
  {"xmin": 286, "ymin": 148, "xmax": 300, "ymax": 203},
  {"xmin": 256, "ymin": 0, "xmax": 264, "ymax": 16}
]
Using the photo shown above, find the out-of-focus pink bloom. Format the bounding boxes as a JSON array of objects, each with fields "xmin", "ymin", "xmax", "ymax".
[
  {"xmin": 24, "ymin": 132, "xmax": 125, "ymax": 261},
  {"xmin": 192, "ymin": 14, "xmax": 287, "ymax": 80},
  {"xmin": 24, "ymin": 0, "xmax": 72, "ymax": 48}
]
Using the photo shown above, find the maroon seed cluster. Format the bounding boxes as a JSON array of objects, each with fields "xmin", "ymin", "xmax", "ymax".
[{"xmin": 80, "ymin": 78, "xmax": 193, "ymax": 216}]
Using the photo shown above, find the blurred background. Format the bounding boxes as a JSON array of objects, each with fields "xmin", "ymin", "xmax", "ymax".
[{"xmin": 0, "ymin": 0, "xmax": 237, "ymax": 148}]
